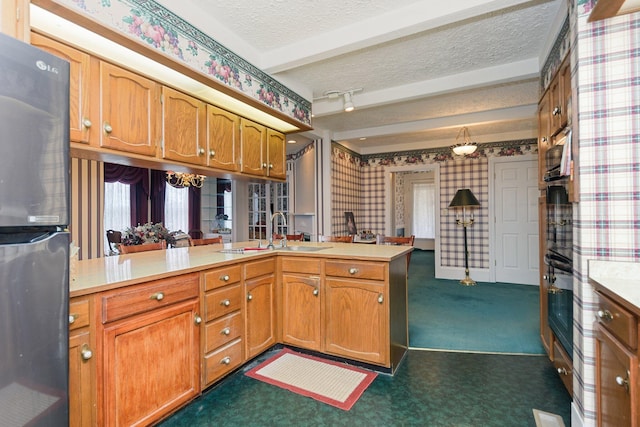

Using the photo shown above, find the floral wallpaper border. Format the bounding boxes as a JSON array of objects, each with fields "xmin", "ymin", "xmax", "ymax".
[
  {"xmin": 358, "ymin": 139, "xmax": 538, "ymax": 167},
  {"xmin": 540, "ymin": 14, "xmax": 571, "ymax": 91},
  {"xmin": 54, "ymin": 0, "xmax": 311, "ymax": 126}
]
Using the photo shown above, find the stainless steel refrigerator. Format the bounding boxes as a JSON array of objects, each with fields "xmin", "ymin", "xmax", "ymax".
[{"xmin": 0, "ymin": 33, "xmax": 70, "ymax": 426}]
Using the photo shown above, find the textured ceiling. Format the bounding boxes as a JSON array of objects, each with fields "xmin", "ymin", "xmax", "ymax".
[{"xmin": 156, "ymin": 0, "xmax": 566, "ymax": 155}]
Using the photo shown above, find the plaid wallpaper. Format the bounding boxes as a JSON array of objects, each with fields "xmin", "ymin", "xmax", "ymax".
[
  {"xmin": 571, "ymin": 3, "xmax": 640, "ymax": 424},
  {"xmin": 331, "ymin": 140, "xmax": 536, "ymax": 268}
]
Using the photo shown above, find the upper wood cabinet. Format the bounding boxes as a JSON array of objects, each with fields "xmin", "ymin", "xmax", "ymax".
[
  {"xmin": 95, "ymin": 61, "xmax": 161, "ymax": 156},
  {"xmin": 549, "ymin": 56, "xmax": 571, "ymax": 137},
  {"xmin": 31, "ymin": 33, "xmax": 94, "ymax": 144},
  {"xmin": 161, "ymin": 86, "xmax": 207, "ymax": 165},
  {"xmin": 267, "ymin": 129, "xmax": 286, "ymax": 180},
  {"xmin": 240, "ymin": 118, "xmax": 267, "ymax": 176},
  {"xmin": 537, "ymin": 90, "xmax": 551, "ymax": 190},
  {"xmin": 207, "ymin": 104, "xmax": 239, "ymax": 171}
]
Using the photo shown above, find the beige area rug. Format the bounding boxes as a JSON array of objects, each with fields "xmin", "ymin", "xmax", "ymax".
[
  {"xmin": 533, "ymin": 409, "xmax": 566, "ymax": 427},
  {"xmin": 245, "ymin": 348, "xmax": 377, "ymax": 410}
]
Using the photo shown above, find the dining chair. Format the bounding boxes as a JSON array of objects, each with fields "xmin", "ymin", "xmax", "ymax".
[
  {"xmin": 381, "ymin": 235, "xmax": 415, "ymax": 273},
  {"xmin": 273, "ymin": 233, "xmax": 304, "ymax": 241},
  {"xmin": 191, "ymin": 236, "xmax": 224, "ymax": 246},
  {"xmin": 117, "ymin": 240, "xmax": 166, "ymax": 254},
  {"xmin": 318, "ymin": 235, "xmax": 354, "ymax": 243},
  {"xmin": 106, "ymin": 229, "xmax": 122, "ymax": 255}
]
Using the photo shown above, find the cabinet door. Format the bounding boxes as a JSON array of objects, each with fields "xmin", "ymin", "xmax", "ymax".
[
  {"xmin": 282, "ymin": 274, "xmax": 321, "ymax": 350},
  {"xmin": 537, "ymin": 90, "xmax": 551, "ymax": 190},
  {"xmin": 69, "ymin": 330, "xmax": 95, "ymax": 427},
  {"xmin": 245, "ymin": 274, "xmax": 275, "ymax": 359},
  {"xmin": 207, "ymin": 104, "xmax": 239, "ymax": 171},
  {"xmin": 561, "ymin": 58, "xmax": 572, "ymax": 127},
  {"xmin": 596, "ymin": 327, "xmax": 638, "ymax": 427},
  {"xmin": 267, "ymin": 129, "xmax": 286, "ymax": 179},
  {"xmin": 240, "ymin": 118, "xmax": 266, "ymax": 176},
  {"xmin": 103, "ymin": 299, "xmax": 200, "ymax": 427},
  {"xmin": 324, "ymin": 278, "xmax": 388, "ymax": 365},
  {"xmin": 161, "ymin": 86, "xmax": 206, "ymax": 165},
  {"xmin": 549, "ymin": 72, "xmax": 563, "ymax": 135},
  {"xmin": 97, "ymin": 61, "xmax": 160, "ymax": 156},
  {"xmin": 31, "ymin": 33, "xmax": 93, "ymax": 144}
]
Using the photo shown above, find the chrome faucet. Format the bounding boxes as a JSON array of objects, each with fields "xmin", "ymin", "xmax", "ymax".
[{"xmin": 268, "ymin": 212, "xmax": 287, "ymax": 249}]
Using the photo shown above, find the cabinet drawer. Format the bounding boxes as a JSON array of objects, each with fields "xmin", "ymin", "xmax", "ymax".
[
  {"xmin": 245, "ymin": 258, "xmax": 275, "ymax": 280},
  {"xmin": 204, "ymin": 284, "xmax": 242, "ymax": 321},
  {"xmin": 101, "ymin": 274, "xmax": 199, "ymax": 323},
  {"xmin": 552, "ymin": 339, "xmax": 573, "ymax": 395},
  {"xmin": 325, "ymin": 260, "xmax": 386, "ymax": 281},
  {"xmin": 203, "ymin": 265, "xmax": 241, "ymax": 291},
  {"xmin": 204, "ymin": 311, "xmax": 243, "ymax": 353},
  {"xmin": 281, "ymin": 257, "xmax": 321, "ymax": 274},
  {"xmin": 203, "ymin": 338, "xmax": 243, "ymax": 384},
  {"xmin": 596, "ymin": 292, "xmax": 637, "ymax": 350},
  {"xmin": 69, "ymin": 297, "xmax": 91, "ymax": 331}
]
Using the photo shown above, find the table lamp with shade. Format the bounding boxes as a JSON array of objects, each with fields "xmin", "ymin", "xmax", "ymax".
[{"xmin": 448, "ymin": 189, "xmax": 481, "ymax": 286}]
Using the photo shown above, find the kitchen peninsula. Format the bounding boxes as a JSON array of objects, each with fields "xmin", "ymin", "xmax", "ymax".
[{"xmin": 70, "ymin": 242, "xmax": 411, "ymax": 426}]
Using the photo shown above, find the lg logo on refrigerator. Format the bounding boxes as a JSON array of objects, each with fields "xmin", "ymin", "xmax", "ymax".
[{"xmin": 36, "ymin": 60, "xmax": 59, "ymax": 74}]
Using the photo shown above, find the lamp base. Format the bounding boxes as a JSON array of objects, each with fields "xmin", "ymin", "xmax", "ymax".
[{"xmin": 459, "ymin": 275, "xmax": 476, "ymax": 286}]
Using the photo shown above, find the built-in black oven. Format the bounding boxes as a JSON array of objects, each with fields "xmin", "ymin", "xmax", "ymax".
[{"xmin": 544, "ymin": 141, "xmax": 573, "ymax": 357}]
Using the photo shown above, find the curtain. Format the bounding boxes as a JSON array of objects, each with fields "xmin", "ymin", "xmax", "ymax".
[
  {"xmin": 104, "ymin": 163, "xmax": 149, "ymax": 226},
  {"xmin": 412, "ymin": 182, "xmax": 435, "ymax": 239},
  {"xmin": 150, "ymin": 170, "xmax": 167, "ymax": 225},
  {"xmin": 189, "ymin": 186, "xmax": 201, "ymax": 236}
]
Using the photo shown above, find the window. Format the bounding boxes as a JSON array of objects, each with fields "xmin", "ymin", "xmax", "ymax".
[
  {"xmin": 164, "ymin": 184, "xmax": 189, "ymax": 233},
  {"xmin": 103, "ymin": 181, "xmax": 131, "ymax": 254},
  {"xmin": 412, "ymin": 182, "xmax": 435, "ymax": 239}
]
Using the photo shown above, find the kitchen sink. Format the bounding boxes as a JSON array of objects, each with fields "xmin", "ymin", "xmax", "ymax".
[{"xmin": 278, "ymin": 246, "xmax": 331, "ymax": 252}]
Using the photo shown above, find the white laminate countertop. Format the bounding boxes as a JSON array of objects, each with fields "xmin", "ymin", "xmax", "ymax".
[
  {"xmin": 588, "ymin": 259, "xmax": 640, "ymax": 313},
  {"xmin": 71, "ymin": 241, "xmax": 412, "ymax": 296}
]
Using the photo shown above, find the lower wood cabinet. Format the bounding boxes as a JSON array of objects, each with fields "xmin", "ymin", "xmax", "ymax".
[
  {"xmin": 244, "ymin": 258, "xmax": 276, "ymax": 359},
  {"xmin": 98, "ymin": 274, "xmax": 200, "ymax": 426},
  {"xmin": 324, "ymin": 277, "xmax": 388, "ymax": 365},
  {"xmin": 281, "ymin": 273, "xmax": 322, "ymax": 350},
  {"xmin": 68, "ymin": 297, "xmax": 95, "ymax": 427},
  {"xmin": 594, "ymin": 289, "xmax": 639, "ymax": 427}
]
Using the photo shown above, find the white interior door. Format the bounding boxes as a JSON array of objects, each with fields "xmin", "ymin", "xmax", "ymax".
[{"xmin": 494, "ymin": 160, "xmax": 539, "ymax": 285}]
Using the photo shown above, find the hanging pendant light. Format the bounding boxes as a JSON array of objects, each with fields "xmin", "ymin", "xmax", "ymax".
[{"xmin": 451, "ymin": 127, "xmax": 478, "ymax": 155}]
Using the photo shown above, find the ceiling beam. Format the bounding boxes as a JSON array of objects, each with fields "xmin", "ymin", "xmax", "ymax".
[
  {"xmin": 311, "ymin": 58, "xmax": 539, "ymax": 117},
  {"xmin": 261, "ymin": 0, "xmax": 543, "ymax": 73},
  {"xmin": 330, "ymin": 104, "xmax": 537, "ymax": 141}
]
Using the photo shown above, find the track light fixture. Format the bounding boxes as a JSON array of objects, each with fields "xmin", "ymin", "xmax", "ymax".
[{"xmin": 313, "ymin": 88, "xmax": 363, "ymax": 113}]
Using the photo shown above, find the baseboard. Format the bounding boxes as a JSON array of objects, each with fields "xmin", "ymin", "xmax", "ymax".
[{"xmin": 571, "ymin": 402, "xmax": 583, "ymax": 427}]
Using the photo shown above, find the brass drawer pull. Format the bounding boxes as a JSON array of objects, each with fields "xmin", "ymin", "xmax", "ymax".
[
  {"xmin": 220, "ymin": 356, "xmax": 231, "ymax": 365},
  {"xmin": 313, "ymin": 288, "xmax": 319, "ymax": 296},
  {"xmin": 597, "ymin": 309, "xmax": 613, "ymax": 322},
  {"xmin": 221, "ymin": 327, "xmax": 231, "ymax": 336},
  {"xmin": 221, "ymin": 299, "xmax": 231, "ymax": 307},
  {"xmin": 69, "ymin": 314, "xmax": 78, "ymax": 324},
  {"xmin": 81, "ymin": 344, "xmax": 93, "ymax": 361},
  {"xmin": 220, "ymin": 275, "xmax": 230, "ymax": 282},
  {"xmin": 348, "ymin": 267, "xmax": 359, "ymax": 275},
  {"xmin": 194, "ymin": 314, "xmax": 202, "ymax": 325}
]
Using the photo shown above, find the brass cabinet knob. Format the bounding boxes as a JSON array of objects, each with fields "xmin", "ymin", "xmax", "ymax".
[
  {"xmin": 82, "ymin": 118, "xmax": 92, "ymax": 128},
  {"xmin": 348, "ymin": 268, "xmax": 358, "ymax": 275},
  {"xmin": 81, "ymin": 344, "xmax": 93, "ymax": 361},
  {"xmin": 247, "ymin": 293, "xmax": 253, "ymax": 301},
  {"xmin": 557, "ymin": 367, "xmax": 570, "ymax": 376},
  {"xmin": 221, "ymin": 327, "xmax": 230, "ymax": 336},
  {"xmin": 209, "ymin": 150, "xmax": 216, "ymax": 158},
  {"xmin": 220, "ymin": 356, "xmax": 231, "ymax": 365},
  {"xmin": 220, "ymin": 275, "xmax": 230, "ymax": 282},
  {"xmin": 616, "ymin": 373, "xmax": 630, "ymax": 392},
  {"xmin": 194, "ymin": 314, "xmax": 202, "ymax": 325},
  {"xmin": 103, "ymin": 122, "xmax": 112, "ymax": 133},
  {"xmin": 313, "ymin": 288, "xmax": 319, "ymax": 296},
  {"xmin": 552, "ymin": 106, "xmax": 562, "ymax": 116},
  {"xmin": 221, "ymin": 299, "xmax": 231, "ymax": 307},
  {"xmin": 69, "ymin": 314, "xmax": 77, "ymax": 324},
  {"xmin": 198, "ymin": 147, "xmax": 205, "ymax": 155},
  {"xmin": 378, "ymin": 294, "xmax": 384, "ymax": 304},
  {"xmin": 269, "ymin": 163, "xmax": 273, "ymax": 169},
  {"xmin": 150, "ymin": 292, "xmax": 164, "ymax": 301}
]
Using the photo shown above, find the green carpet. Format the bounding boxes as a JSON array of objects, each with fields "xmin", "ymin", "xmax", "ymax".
[{"xmin": 408, "ymin": 250, "xmax": 546, "ymax": 354}]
